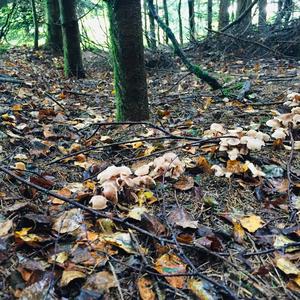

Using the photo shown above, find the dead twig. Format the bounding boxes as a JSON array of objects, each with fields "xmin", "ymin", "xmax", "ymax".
[{"xmin": 287, "ymin": 125, "xmax": 297, "ymax": 222}]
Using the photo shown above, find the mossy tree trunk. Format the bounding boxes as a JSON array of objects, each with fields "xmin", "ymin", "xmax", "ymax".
[
  {"xmin": 218, "ymin": 0, "xmax": 230, "ymax": 30},
  {"xmin": 45, "ymin": 0, "xmax": 62, "ymax": 55},
  {"xmin": 106, "ymin": 0, "xmax": 149, "ymax": 121},
  {"xmin": 207, "ymin": 0, "xmax": 212, "ymax": 35},
  {"xmin": 148, "ymin": 0, "xmax": 157, "ymax": 49},
  {"xmin": 31, "ymin": 0, "xmax": 39, "ymax": 50},
  {"xmin": 188, "ymin": 0, "xmax": 195, "ymax": 41},
  {"xmin": 58, "ymin": 0, "xmax": 85, "ymax": 78},
  {"xmin": 147, "ymin": 0, "xmax": 222, "ymax": 90},
  {"xmin": 258, "ymin": 0, "xmax": 267, "ymax": 32},
  {"xmin": 163, "ymin": 0, "xmax": 169, "ymax": 44},
  {"xmin": 178, "ymin": 0, "xmax": 183, "ymax": 45}
]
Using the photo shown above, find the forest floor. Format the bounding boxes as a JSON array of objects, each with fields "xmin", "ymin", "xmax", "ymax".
[{"xmin": 0, "ymin": 47, "xmax": 300, "ymax": 299}]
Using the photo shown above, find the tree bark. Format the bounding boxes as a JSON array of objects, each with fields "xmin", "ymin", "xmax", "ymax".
[
  {"xmin": 236, "ymin": 0, "xmax": 252, "ymax": 32},
  {"xmin": 156, "ymin": 0, "xmax": 161, "ymax": 44},
  {"xmin": 58, "ymin": 0, "xmax": 85, "ymax": 78},
  {"xmin": 143, "ymin": 0, "xmax": 150, "ymax": 47},
  {"xmin": 147, "ymin": 0, "xmax": 222, "ymax": 90},
  {"xmin": 258, "ymin": 0, "xmax": 267, "ymax": 32},
  {"xmin": 188, "ymin": 0, "xmax": 195, "ymax": 41},
  {"xmin": 148, "ymin": 0, "xmax": 156, "ymax": 49},
  {"xmin": 178, "ymin": 0, "xmax": 183, "ymax": 45},
  {"xmin": 218, "ymin": 0, "xmax": 230, "ymax": 31},
  {"xmin": 207, "ymin": 0, "xmax": 212, "ymax": 35},
  {"xmin": 31, "ymin": 0, "xmax": 39, "ymax": 50},
  {"xmin": 45, "ymin": 0, "xmax": 62, "ymax": 55},
  {"xmin": 107, "ymin": 0, "xmax": 149, "ymax": 121},
  {"xmin": 163, "ymin": 0, "xmax": 169, "ymax": 44}
]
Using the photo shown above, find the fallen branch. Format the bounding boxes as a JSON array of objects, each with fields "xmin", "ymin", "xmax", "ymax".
[{"xmin": 147, "ymin": 0, "xmax": 222, "ymax": 90}]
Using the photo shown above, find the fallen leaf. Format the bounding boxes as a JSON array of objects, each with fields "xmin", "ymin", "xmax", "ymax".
[
  {"xmin": 240, "ymin": 215, "xmax": 264, "ymax": 233},
  {"xmin": 168, "ymin": 208, "xmax": 198, "ymax": 229},
  {"xmin": 52, "ymin": 209, "xmax": 84, "ymax": 234},
  {"xmin": 103, "ymin": 232, "xmax": 135, "ymax": 253},
  {"xmin": 233, "ymin": 222, "xmax": 245, "ymax": 244},
  {"xmin": 275, "ymin": 256, "xmax": 300, "ymax": 275},
  {"xmin": 154, "ymin": 254, "xmax": 186, "ymax": 288},
  {"xmin": 173, "ymin": 176, "xmax": 194, "ymax": 191},
  {"xmin": 60, "ymin": 270, "xmax": 86, "ymax": 287},
  {"xmin": 0, "ymin": 219, "xmax": 13, "ymax": 236},
  {"xmin": 83, "ymin": 271, "xmax": 117, "ymax": 293},
  {"xmin": 188, "ymin": 278, "xmax": 217, "ymax": 300},
  {"xmin": 137, "ymin": 277, "xmax": 156, "ymax": 300}
]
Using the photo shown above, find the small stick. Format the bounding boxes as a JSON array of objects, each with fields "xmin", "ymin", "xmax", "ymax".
[
  {"xmin": 44, "ymin": 92, "xmax": 65, "ymax": 110},
  {"xmin": 287, "ymin": 125, "xmax": 297, "ymax": 222}
]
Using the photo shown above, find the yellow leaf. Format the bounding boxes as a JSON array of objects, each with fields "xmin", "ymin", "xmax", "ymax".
[
  {"xmin": 233, "ymin": 222, "xmax": 245, "ymax": 244},
  {"xmin": 12, "ymin": 104, "xmax": 22, "ymax": 111},
  {"xmin": 61, "ymin": 270, "xmax": 85, "ymax": 287},
  {"xmin": 137, "ymin": 277, "xmax": 156, "ymax": 300},
  {"xmin": 240, "ymin": 215, "xmax": 264, "ymax": 233},
  {"xmin": 15, "ymin": 227, "xmax": 32, "ymax": 236},
  {"xmin": 275, "ymin": 256, "xmax": 300, "ymax": 275},
  {"xmin": 143, "ymin": 146, "xmax": 157, "ymax": 156},
  {"xmin": 52, "ymin": 252, "xmax": 69, "ymax": 264},
  {"xmin": 132, "ymin": 141, "xmax": 144, "ymax": 149},
  {"xmin": 14, "ymin": 162, "xmax": 26, "ymax": 171}
]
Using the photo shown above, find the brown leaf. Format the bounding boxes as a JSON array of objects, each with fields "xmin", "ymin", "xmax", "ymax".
[
  {"xmin": 173, "ymin": 175, "xmax": 194, "ymax": 191},
  {"xmin": 168, "ymin": 208, "xmax": 198, "ymax": 229},
  {"xmin": 154, "ymin": 254, "xmax": 186, "ymax": 288}
]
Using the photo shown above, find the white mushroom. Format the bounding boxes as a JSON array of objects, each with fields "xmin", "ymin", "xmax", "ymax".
[{"xmin": 97, "ymin": 165, "xmax": 132, "ymax": 184}]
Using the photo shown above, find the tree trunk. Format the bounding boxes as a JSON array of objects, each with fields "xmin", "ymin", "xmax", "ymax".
[
  {"xmin": 58, "ymin": 0, "xmax": 85, "ymax": 78},
  {"xmin": 207, "ymin": 0, "xmax": 212, "ymax": 35},
  {"xmin": 258, "ymin": 0, "xmax": 267, "ymax": 32},
  {"xmin": 148, "ymin": 0, "xmax": 157, "ymax": 49},
  {"xmin": 188, "ymin": 0, "xmax": 195, "ymax": 41},
  {"xmin": 31, "ymin": 0, "xmax": 39, "ymax": 50},
  {"xmin": 236, "ymin": 0, "xmax": 252, "ymax": 32},
  {"xmin": 163, "ymin": 0, "xmax": 169, "ymax": 44},
  {"xmin": 156, "ymin": 0, "xmax": 160, "ymax": 44},
  {"xmin": 107, "ymin": 0, "xmax": 149, "ymax": 121},
  {"xmin": 178, "ymin": 0, "xmax": 183, "ymax": 45},
  {"xmin": 147, "ymin": 0, "xmax": 222, "ymax": 90},
  {"xmin": 143, "ymin": 0, "xmax": 150, "ymax": 47},
  {"xmin": 45, "ymin": 0, "xmax": 62, "ymax": 55},
  {"xmin": 218, "ymin": 0, "xmax": 230, "ymax": 30}
]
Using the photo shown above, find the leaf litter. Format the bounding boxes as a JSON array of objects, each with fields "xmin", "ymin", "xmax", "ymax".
[{"xmin": 0, "ymin": 48, "xmax": 300, "ymax": 299}]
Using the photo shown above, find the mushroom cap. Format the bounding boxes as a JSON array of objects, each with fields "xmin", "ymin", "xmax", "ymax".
[
  {"xmin": 266, "ymin": 119, "xmax": 281, "ymax": 129},
  {"xmin": 227, "ymin": 148, "xmax": 240, "ymax": 160},
  {"xmin": 272, "ymin": 128, "xmax": 287, "ymax": 139},
  {"xmin": 97, "ymin": 165, "xmax": 132, "ymax": 184},
  {"xmin": 101, "ymin": 180, "xmax": 119, "ymax": 203}
]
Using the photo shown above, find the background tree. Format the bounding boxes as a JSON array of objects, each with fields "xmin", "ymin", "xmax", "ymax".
[
  {"xmin": 148, "ymin": 0, "xmax": 157, "ymax": 49},
  {"xmin": 106, "ymin": 0, "xmax": 149, "ymax": 121},
  {"xmin": 258, "ymin": 0, "xmax": 267, "ymax": 32},
  {"xmin": 188, "ymin": 0, "xmax": 195, "ymax": 41},
  {"xmin": 207, "ymin": 0, "xmax": 212, "ymax": 35},
  {"xmin": 58, "ymin": 0, "xmax": 85, "ymax": 78},
  {"xmin": 178, "ymin": 0, "xmax": 183, "ymax": 44},
  {"xmin": 45, "ymin": 0, "xmax": 62, "ymax": 54},
  {"xmin": 31, "ymin": 0, "xmax": 38, "ymax": 49},
  {"xmin": 162, "ymin": 0, "xmax": 169, "ymax": 44},
  {"xmin": 236, "ymin": 0, "xmax": 252, "ymax": 32},
  {"xmin": 218, "ymin": 0, "xmax": 230, "ymax": 30}
]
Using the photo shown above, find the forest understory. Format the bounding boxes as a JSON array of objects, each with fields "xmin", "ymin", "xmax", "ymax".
[{"xmin": 0, "ymin": 46, "xmax": 300, "ymax": 299}]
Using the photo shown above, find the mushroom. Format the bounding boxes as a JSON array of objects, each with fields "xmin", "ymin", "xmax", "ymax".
[{"xmin": 97, "ymin": 165, "xmax": 132, "ymax": 184}]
